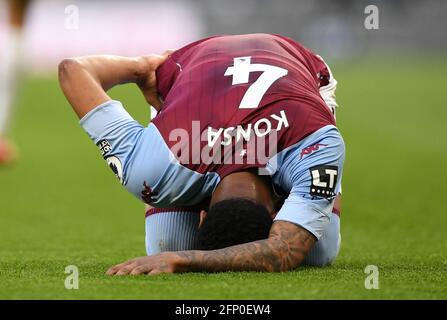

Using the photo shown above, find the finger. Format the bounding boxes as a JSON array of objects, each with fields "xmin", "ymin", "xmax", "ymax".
[
  {"xmin": 148, "ymin": 269, "xmax": 164, "ymax": 276},
  {"xmin": 114, "ymin": 255, "xmax": 152, "ymax": 275},
  {"xmin": 145, "ymin": 93, "xmax": 162, "ymax": 109},
  {"xmin": 130, "ymin": 264, "xmax": 152, "ymax": 276},
  {"xmin": 107, "ymin": 269, "xmax": 120, "ymax": 276},
  {"xmin": 115, "ymin": 262, "xmax": 140, "ymax": 276},
  {"xmin": 106, "ymin": 263, "xmax": 127, "ymax": 275},
  {"xmin": 162, "ymin": 49, "xmax": 175, "ymax": 57},
  {"xmin": 106, "ymin": 260, "xmax": 134, "ymax": 275},
  {"xmin": 106, "ymin": 258, "xmax": 138, "ymax": 275}
]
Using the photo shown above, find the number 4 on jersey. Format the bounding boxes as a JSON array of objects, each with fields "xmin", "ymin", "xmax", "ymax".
[{"xmin": 224, "ymin": 56, "xmax": 288, "ymax": 109}]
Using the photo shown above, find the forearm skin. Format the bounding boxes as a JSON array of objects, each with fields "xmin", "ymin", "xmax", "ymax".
[
  {"xmin": 58, "ymin": 55, "xmax": 149, "ymax": 119},
  {"xmin": 174, "ymin": 221, "xmax": 316, "ymax": 273}
]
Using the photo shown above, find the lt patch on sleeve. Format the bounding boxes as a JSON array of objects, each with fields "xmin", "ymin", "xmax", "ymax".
[{"xmin": 309, "ymin": 165, "xmax": 338, "ymax": 199}]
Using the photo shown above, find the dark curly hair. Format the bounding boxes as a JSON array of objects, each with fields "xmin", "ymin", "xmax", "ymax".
[{"xmin": 198, "ymin": 198, "xmax": 273, "ymax": 250}]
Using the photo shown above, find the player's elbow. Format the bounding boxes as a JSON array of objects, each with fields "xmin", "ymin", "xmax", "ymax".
[
  {"xmin": 270, "ymin": 251, "xmax": 304, "ymax": 273},
  {"xmin": 280, "ymin": 251, "xmax": 305, "ymax": 272},
  {"xmin": 269, "ymin": 239, "xmax": 305, "ymax": 272},
  {"xmin": 58, "ymin": 58, "xmax": 83, "ymax": 85}
]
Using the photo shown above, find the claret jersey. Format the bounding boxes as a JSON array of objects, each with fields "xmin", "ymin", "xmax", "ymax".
[
  {"xmin": 80, "ymin": 33, "xmax": 345, "ymax": 239},
  {"xmin": 153, "ymin": 33, "xmax": 335, "ymax": 177}
]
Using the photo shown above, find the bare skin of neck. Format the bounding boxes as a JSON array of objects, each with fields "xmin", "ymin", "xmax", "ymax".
[{"xmin": 210, "ymin": 171, "xmax": 275, "ymax": 215}]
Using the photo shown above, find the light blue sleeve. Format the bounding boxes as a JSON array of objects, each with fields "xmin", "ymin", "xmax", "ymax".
[
  {"xmin": 274, "ymin": 127, "xmax": 345, "ymax": 239},
  {"xmin": 79, "ymin": 100, "xmax": 145, "ymax": 186},
  {"xmin": 78, "ymin": 99, "xmax": 219, "ymax": 208},
  {"xmin": 275, "ymin": 189, "xmax": 336, "ymax": 240}
]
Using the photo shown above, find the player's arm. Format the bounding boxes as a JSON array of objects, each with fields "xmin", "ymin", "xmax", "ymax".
[
  {"xmin": 179, "ymin": 220, "xmax": 315, "ymax": 273},
  {"xmin": 107, "ymin": 220, "xmax": 315, "ymax": 275},
  {"xmin": 58, "ymin": 54, "xmax": 168, "ymax": 119}
]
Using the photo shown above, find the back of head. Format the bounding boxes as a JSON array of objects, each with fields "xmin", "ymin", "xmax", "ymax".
[{"xmin": 198, "ymin": 198, "xmax": 273, "ymax": 250}]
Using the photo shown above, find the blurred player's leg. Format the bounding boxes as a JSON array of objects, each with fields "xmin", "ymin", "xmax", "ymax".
[
  {"xmin": 145, "ymin": 207, "xmax": 201, "ymax": 255},
  {"xmin": 0, "ymin": 0, "xmax": 31, "ymax": 165},
  {"xmin": 0, "ymin": 139, "xmax": 18, "ymax": 164}
]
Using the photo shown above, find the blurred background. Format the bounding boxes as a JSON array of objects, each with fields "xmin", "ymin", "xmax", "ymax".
[
  {"xmin": 1, "ymin": 0, "xmax": 446, "ymax": 71},
  {"xmin": 0, "ymin": 0, "xmax": 446, "ymax": 298}
]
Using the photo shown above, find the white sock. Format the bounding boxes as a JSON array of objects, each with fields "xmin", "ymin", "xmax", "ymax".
[
  {"xmin": 145, "ymin": 209, "xmax": 200, "ymax": 255},
  {"xmin": 0, "ymin": 28, "xmax": 23, "ymax": 136}
]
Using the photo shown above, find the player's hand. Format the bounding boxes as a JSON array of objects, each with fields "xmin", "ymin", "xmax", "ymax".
[
  {"xmin": 137, "ymin": 50, "xmax": 173, "ymax": 110},
  {"xmin": 106, "ymin": 252, "xmax": 181, "ymax": 276}
]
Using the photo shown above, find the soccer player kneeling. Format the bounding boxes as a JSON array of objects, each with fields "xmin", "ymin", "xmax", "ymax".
[{"xmin": 59, "ymin": 34, "xmax": 345, "ymax": 275}]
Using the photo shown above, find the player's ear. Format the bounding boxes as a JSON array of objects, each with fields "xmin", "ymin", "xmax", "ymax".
[{"xmin": 198, "ymin": 210, "xmax": 207, "ymax": 229}]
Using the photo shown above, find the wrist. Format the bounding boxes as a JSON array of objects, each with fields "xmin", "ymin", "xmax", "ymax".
[
  {"xmin": 171, "ymin": 252, "xmax": 194, "ymax": 273},
  {"xmin": 134, "ymin": 56, "xmax": 152, "ymax": 82}
]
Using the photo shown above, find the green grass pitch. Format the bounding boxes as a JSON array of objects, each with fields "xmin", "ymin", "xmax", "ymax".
[{"xmin": 0, "ymin": 59, "xmax": 446, "ymax": 299}]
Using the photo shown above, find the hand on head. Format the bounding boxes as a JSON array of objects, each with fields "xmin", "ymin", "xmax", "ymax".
[{"xmin": 136, "ymin": 50, "xmax": 173, "ymax": 110}]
